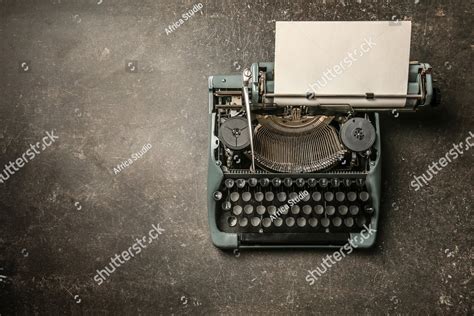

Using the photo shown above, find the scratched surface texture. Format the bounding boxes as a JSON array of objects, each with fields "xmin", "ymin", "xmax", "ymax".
[{"xmin": 0, "ymin": 0, "xmax": 472, "ymax": 315}]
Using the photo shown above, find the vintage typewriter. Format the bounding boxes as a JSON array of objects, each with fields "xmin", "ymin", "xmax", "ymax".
[{"xmin": 207, "ymin": 22, "xmax": 438, "ymax": 249}]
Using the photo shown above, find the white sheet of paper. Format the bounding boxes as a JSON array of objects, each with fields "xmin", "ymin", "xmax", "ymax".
[{"xmin": 274, "ymin": 21, "xmax": 412, "ymax": 108}]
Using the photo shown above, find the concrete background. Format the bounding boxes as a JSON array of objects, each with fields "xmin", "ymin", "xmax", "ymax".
[{"xmin": 0, "ymin": 0, "xmax": 472, "ymax": 314}]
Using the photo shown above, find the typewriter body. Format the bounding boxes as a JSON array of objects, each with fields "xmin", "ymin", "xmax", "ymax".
[{"xmin": 207, "ymin": 22, "xmax": 437, "ymax": 249}]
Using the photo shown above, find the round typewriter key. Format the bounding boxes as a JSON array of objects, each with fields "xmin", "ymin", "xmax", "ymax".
[
  {"xmin": 242, "ymin": 192, "xmax": 251, "ymax": 202},
  {"xmin": 267, "ymin": 205, "xmax": 277, "ymax": 215},
  {"xmin": 272, "ymin": 178, "xmax": 281, "ymax": 187},
  {"xmin": 297, "ymin": 217, "xmax": 307, "ymax": 227},
  {"xmin": 277, "ymin": 192, "xmax": 287, "ymax": 202},
  {"xmin": 335, "ymin": 192, "xmax": 345, "ymax": 202},
  {"xmin": 296, "ymin": 178, "xmax": 305, "ymax": 187},
  {"xmin": 225, "ymin": 179, "xmax": 234, "ymax": 189},
  {"xmin": 251, "ymin": 217, "xmax": 261, "ymax": 226},
  {"xmin": 302, "ymin": 205, "xmax": 312, "ymax": 215},
  {"xmin": 349, "ymin": 205, "xmax": 359, "ymax": 215},
  {"xmin": 308, "ymin": 178, "xmax": 317, "ymax": 187},
  {"xmin": 239, "ymin": 217, "xmax": 248, "ymax": 227},
  {"xmin": 338, "ymin": 205, "xmax": 348, "ymax": 215},
  {"xmin": 356, "ymin": 216, "xmax": 367, "ymax": 227},
  {"xmin": 236, "ymin": 178, "xmax": 246, "ymax": 188},
  {"xmin": 302, "ymin": 193, "xmax": 310, "ymax": 201},
  {"xmin": 314, "ymin": 205, "xmax": 324, "ymax": 215},
  {"xmin": 324, "ymin": 192, "xmax": 334, "ymax": 202},
  {"xmin": 321, "ymin": 217, "xmax": 330, "ymax": 227},
  {"xmin": 284, "ymin": 178, "xmax": 293, "ymax": 187},
  {"xmin": 222, "ymin": 201, "xmax": 231, "ymax": 211},
  {"xmin": 262, "ymin": 217, "xmax": 272, "ymax": 227},
  {"xmin": 325, "ymin": 205, "xmax": 336, "ymax": 216},
  {"xmin": 332, "ymin": 217, "xmax": 342, "ymax": 227},
  {"xmin": 359, "ymin": 191, "xmax": 370, "ymax": 202},
  {"xmin": 230, "ymin": 192, "xmax": 240, "ymax": 202},
  {"xmin": 320, "ymin": 178, "xmax": 328, "ymax": 187},
  {"xmin": 291, "ymin": 205, "xmax": 300, "ymax": 215},
  {"xmin": 279, "ymin": 205, "xmax": 289, "ymax": 215},
  {"xmin": 244, "ymin": 204, "xmax": 254, "ymax": 215},
  {"xmin": 228, "ymin": 216, "xmax": 237, "ymax": 227},
  {"xmin": 312, "ymin": 192, "xmax": 322, "ymax": 202},
  {"xmin": 330, "ymin": 178, "xmax": 340, "ymax": 188},
  {"xmin": 347, "ymin": 192, "xmax": 357, "ymax": 202},
  {"xmin": 265, "ymin": 192, "xmax": 274, "ymax": 202},
  {"xmin": 273, "ymin": 218, "xmax": 283, "ymax": 227},
  {"xmin": 248, "ymin": 178, "xmax": 258, "ymax": 187},
  {"xmin": 256, "ymin": 205, "xmax": 266, "ymax": 215},
  {"xmin": 232, "ymin": 205, "xmax": 243, "ymax": 216},
  {"xmin": 344, "ymin": 217, "xmax": 354, "ymax": 227},
  {"xmin": 308, "ymin": 217, "xmax": 318, "ymax": 227},
  {"xmin": 254, "ymin": 192, "xmax": 264, "ymax": 202},
  {"xmin": 285, "ymin": 217, "xmax": 295, "ymax": 227},
  {"xmin": 259, "ymin": 178, "xmax": 270, "ymax": 187},
  {"xmin": 213, "ymin": 191, "xmax": 222, "ymax": 201},
  {"xmin": 289, "ymin": 192, "xmax": 298, "ymax": 200}
]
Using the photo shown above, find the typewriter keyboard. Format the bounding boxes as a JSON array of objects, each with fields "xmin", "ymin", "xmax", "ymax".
[{"xmin": 214, "ymin": 176, "xmax": 374, "ymax": 237}]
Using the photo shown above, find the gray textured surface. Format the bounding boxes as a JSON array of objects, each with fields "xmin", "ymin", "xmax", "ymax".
[{"xmin": 0, "ymin": 0, "xmax": 472, "ymax": 315}]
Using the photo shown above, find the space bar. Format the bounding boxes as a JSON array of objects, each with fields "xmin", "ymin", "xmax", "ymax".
[{"xmin": 240, "ymin": 233, "xmax": 350, "ymax": 245}]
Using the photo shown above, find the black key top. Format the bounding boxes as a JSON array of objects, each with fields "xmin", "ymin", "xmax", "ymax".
[
  {"xmin": 308, "ymin": 218, "xmax": 318, "ymax": 227},
  {"xmin": 213, "ymin": 191, "xmax": 222, "ymax": 201},
  {"xmin": 248, "ymin": 178, "xmax": 258, "ymax": 187},
  {"xmin": 228, "ymin": 216, "xmax": 237, "ymax": 227},
  {"xmin": 272, "ymin": 178, "xmax": 281, "ymax": 187},
  {"xmin": 244, "ymin": 204, "xmax": 254, "ymax": 214},
  {"xmin": 356, "ymin": 178, "xmax": 365, "ymax": 187},
  {"xmin": 308, "ymin": 178, "xmax": 317, "ymax": 187},
  {"xmin": 232, "ymin": 205, "xmax": 242, "ymax": 216},
  {"xmin": 277, "ymin": 192, "xmax": 287, "ymax": 202},
  {"xmin": 347, "ymin": 192, "xmax": 357, "ymax": 202},
  {"xmin": 296, "ymin": 178, "xmax": 305, "ymax": 187},
  {"xmin": 230, "ymin": 192, "xmax": 239, "ymax": 202},
  {"xmin": 225, "ymin": 179, "xmax": 234, "ymax": 189},
  {"xmin": 356, "ymin": 216, "xmax": 367, "ymax": 227},
  {"xmin": 349, "ymin": 205, "xmax": 359, "ymax": 215},
  {"xmin": 242, "ymin": 192, "xmax": 251, "ymax": 202},
  {"xmin": 312, "ymin": 192, "xmax": 322, "ymax": 202},
  {"xmin": 343, "ymin": 179, "xmax": 352, "ymax": 187},
  {"xmin": 321, "ymin": 218, "xmax": 330, "ymax": 227},
  {"xmin": 284, "ymin": 178, "xmax": 293, "ymax": 187},
  {"xmin": 326, "ymin": 206, "xmax": 336, "ymax": 216},
  {"xmin": 265, "ymin": 192, "xmax": 274, "ymax": 202},
  {"xmin": 254, "ymin": 192, "xmax": 264, "ymax": 202},
  {"xmin": 222, "ymin": 201, "xmax": 231, "ymax": 211},
  {"xmin": 302, "ymin": 205, "xmax": 312, "ymax": 215},
  {"xmin": 325, "ymin": 192, "xmax": 334, "ymax": 202},
  {"xmin": 259, "ymin": 178, "xmax": 270, "ymax": 187},
  {"xmin": 236, "ymin": 179, "xmax": 246, "ymax": 188},
  {"xmin": 330, "ymin": 178, "xmax": 340, "ymax": 188},
  {"xmin": 359, "ymin": 191, "xmax": 370, "ymax": 202},
  {"xmin": 314, "ymin": 205, "xmax": 324, "ymax": 215},
  {"xmin": 335, "ymin": 192, "xmax": 345, "ymax": 202},
  {"xmin": 320, "ymin": 178, "xmax": 328, "ymax": 188},
  {"xmin": 338, "ymin": 205, "xmax": 348, "ymax": 215},
  {"xmin": 297, "ymin": 217, "xmax": 306, "ymax": 227}
]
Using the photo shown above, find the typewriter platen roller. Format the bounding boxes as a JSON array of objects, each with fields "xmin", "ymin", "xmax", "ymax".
[{"xmin": 207, "ymin": 22, "xmax": 439, "ymax": 249}]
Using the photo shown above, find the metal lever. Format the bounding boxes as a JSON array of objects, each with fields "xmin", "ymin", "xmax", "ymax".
[{"xmin": 242, "ymin": 68, "xmax": 255, "ymax": 172}]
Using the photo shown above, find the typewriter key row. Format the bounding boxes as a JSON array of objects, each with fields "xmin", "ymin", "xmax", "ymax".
[
  {"xmin": 226, "ymin": 215, "xmax": 368, "ymax": 228},
  {"xmin": 216, "ymin": 191, "xmax": 370, "ymax": 203},
  {"xmin": 223, "ymin": 177, "xmax": 365, "ymax": 189}
]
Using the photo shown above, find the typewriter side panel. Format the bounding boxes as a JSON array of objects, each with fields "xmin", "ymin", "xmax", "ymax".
[{"xmin": 208, "ymin": 76, "xmax": 238, "ymax": 249}]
